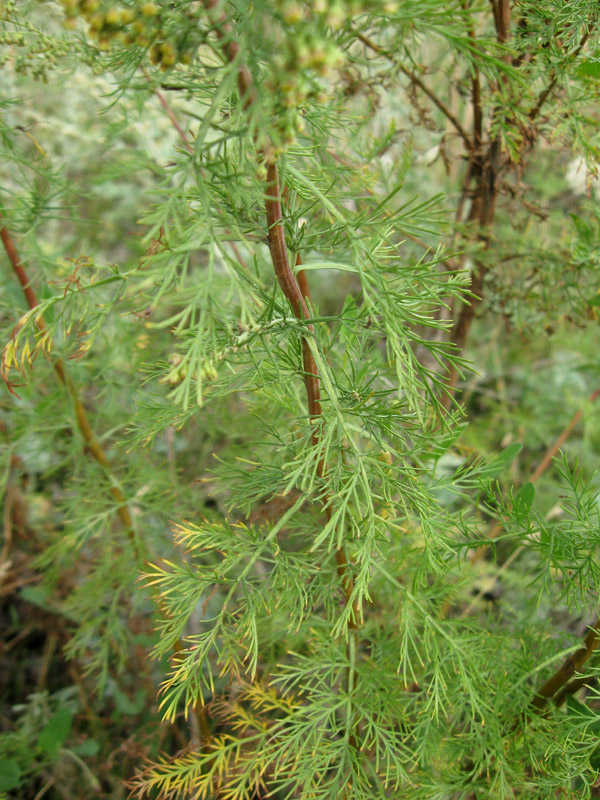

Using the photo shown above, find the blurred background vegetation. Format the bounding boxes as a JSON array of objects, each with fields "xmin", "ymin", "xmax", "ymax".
[{"xmin": 2, "ymin": 1, "xmax": 600, "ymax": 797}]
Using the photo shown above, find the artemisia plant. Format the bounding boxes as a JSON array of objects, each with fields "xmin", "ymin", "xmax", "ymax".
[{"xmin": 2, "ymin": 1, "xmax": 600, "ymax": 798}]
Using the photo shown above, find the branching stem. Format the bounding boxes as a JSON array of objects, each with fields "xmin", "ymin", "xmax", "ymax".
[
  {"xmin": 355, "ymin": 31, "xmax": 472, "ymax": 152},
  {"xmin": 0, "ymin": 208, "xmax": 214, "ymax": 746},
  {"xmin": 0, "ymin": 211, "xmax": 136, "ymax": 543}
]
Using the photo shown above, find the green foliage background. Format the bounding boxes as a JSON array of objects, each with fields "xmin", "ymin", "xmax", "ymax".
[{"xmin": 1, "ymin": 1, "xmax": 600, "ymax": 798}]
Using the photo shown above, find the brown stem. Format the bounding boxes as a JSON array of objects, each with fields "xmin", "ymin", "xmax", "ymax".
[
  {"xmin": 531, "ymin": 620, "xmax": 600, "ymax": 711},
  {"xmin": 295, "ymin": 253, "xmax": 312, "ymax": 306},
  {"xmin": 1, "ymin": 222, "xmax": 38, "ymax": 311},
  {"xmin": 553, "ymin": 673, "xmax": 594, "ymax": 708},
  {"xmin": 154, "ymin": 86, "xmax": 194, "ymax": 154},
  {"xmin": 203, "ymin": 0, "xmax": 254, "ymax": 112},
  {"xmin": 356, "ymin": 32, "xmax": 472, "ymax": 152},
  {"xmin": 202, "ymin": 29, "xmax": 362, "ymax": 758},
  {"xmin": 1, "ymin": 209, "xmax": 213, "ymax": 744},
  {"xmin": 266, "ymin": 166, "xmax": 356, "ymax": 619},
  {"xmin": 444, "ymin": 3, "xmax": 508, "ymax": 404},
  {"xmin": 495, "ymin": 0, "xmax": 511, "ymax": 44},
  {"xmin": 201, "ymin": 0, "xmax": 359, "ymax": 626},
  {"xmin": 265, "ymin": 164, "xmax": 324, "ymax": 444},
  {"xmin": 1, "ymin": 212, "xmax": 136, "ymax": 542}
]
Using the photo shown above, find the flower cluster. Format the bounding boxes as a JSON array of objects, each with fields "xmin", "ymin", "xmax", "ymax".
[
  {"xmin": 58, "ymin": 0, "xmax": 196, "ymax": 67},
  {"xmin": 1, "ymin": 16, "xmax": 72, "ymax": 82}
]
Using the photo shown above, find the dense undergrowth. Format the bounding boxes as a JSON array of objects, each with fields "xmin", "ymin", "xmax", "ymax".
[{"xmin": 2, "ymin": 1, "xmax": 600, "ymax": 798}]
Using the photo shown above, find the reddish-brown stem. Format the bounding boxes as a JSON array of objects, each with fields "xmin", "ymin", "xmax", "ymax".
[
  {"xmin": 443, "ymin": 0, "xmax": 510, "ymax": 406},
  {"xmin": 154, "ymin": 86, "xmax": 194, "ymax": 154},
  {"xmin": 0, "ymin": 211, "xmax": 136, "ymax": 540},
  {"xmin": 356, "ymin": 32, "xmax": 472, "ymax": 152},
  {"xmin": 265, "ymin": 163, "xmax": 323, "ymax": 430},
  {"xmin": 295, "ymin": 253, "xmax": 312, "ymax": 306},
  {"xmin": 553, "ymin": 673, "xmax": 593, "ymax": 708},
  {"xmin": 529, "ymin": 388, "xmax": 600, "ymax": 482},
  {"xmin": 1, "ymin": 208, "xmax": 214, "ymax": 743},
  {"xmin": 201, "ymin": 1, "xmax": 358, "ymax": 625},
  {"xmin": 495, "ymin": 0, "xmax": 511, "ymax": 44},
  {"xmin": 265, "ymin": 166, "xmax": 360, "ymax": 617},
  {"xmin": 1, "ymin": 222, "xmax": 38, "ymax": 312},
  {"xmin": 203, "ymin": 0, "xmax": 254, "ymax": 111}
]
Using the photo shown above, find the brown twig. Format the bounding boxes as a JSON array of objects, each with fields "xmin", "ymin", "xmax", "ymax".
[
  {"xmin": 294, "ymin": 253, "xmax": 312, "ymax": 305},
  {"xmin": 265, "ymin": 162, "xmax": 357, "ymax": 618},
  {"xmin": 355, "ymin": 32, "xmax": 473, "ymax": 152},
  {"xmin": 201, "ymin": 0, "xmax": 359, "ymax": 621},
  {"xmin": 0, "ymin": 212, "xmax": 137, "ymax": 543},
  {"xmin": 200, "ymin": 20, "xmax": 361, "ymax": 758},
  {"xmin": 531, "ymin": 620, "xmax": 600, "ymax": 711},
  {"xmin": 442, "ymin": 0, "xmax": 511, "ymax": 407},
  {"xmin": 154, "ymin": 86, "xmax": 194, "ymax": 153},
  {"xmin": 1, "ymin": 209, "xmax": 213, "ymax": 747},
  {"xmin": 438, "ymin": 386, "xmax": 600, "ymax": 619}
]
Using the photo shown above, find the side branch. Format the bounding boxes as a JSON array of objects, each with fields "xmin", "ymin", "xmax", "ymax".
[
  {"xmin": 355, "ymin": 32, "xmax": 473, "ymax": 152},
  {"xmin": 265, "ymin": 163, "xmax": 323, "ymax": 432},
  {"xmin": 0, "ymin": 210, "xmax": 136, "ymax": 541},
  {"xmin": 1, "ymin": 207, "xmax": 212, "ymax": 743},
  {"xmin": 528, "ymin": 26, "xmax": 593, "ymax": 122},
  {"xmin": 531, "ymin": 620, "xmax": 600, "ymax": 711},
  {"xmin": 468, "ymin": 387, "xmax": 600, "ymax": 566}
]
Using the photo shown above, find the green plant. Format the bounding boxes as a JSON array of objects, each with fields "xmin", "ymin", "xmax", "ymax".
[{"xmin": 2, "ymin": 1, "xmax": 600, "ymax": 798}]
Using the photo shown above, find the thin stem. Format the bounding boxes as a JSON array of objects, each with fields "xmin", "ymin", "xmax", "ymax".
[
  {"xmin": 531, "ymin": 620, "xmax": 600, "ymax": 711},
  {"xmin": 294, "ymin": 253, "xmax": 312, "ymax": 305},
  {"xmin": 1, "ymin": 208, "xmax": 212, "ymax": 745},
  {"xmin": 0, "ymin": 211, "xmax": 136, "ymax": 542},
  {"xmin": 553, "ymin": 673, "xmax": 593, "ymax": 708},
  {"xmin": 442, "ymin": 0, "xmax": 511, "ymax": 406},
  {"xmin": 355, "ymin": 32, "xmax": 473, "ymax": 152},
  {"xmin": 264, "ymin": 163, "xmax": 356, "ymax": 616},
  {"xmin": 154, "ymin": 85, "xmax": 194, "ymax": 153},
  {"xmin": 201, "ymin": 5, "xmax": 360, "ymax": 753},
  {"xmin": 494, "ymin": 0, "xmax": 511, "ymax": 44},
  {"xmin": 528, "ymin": 27, "xmax": 593, "ymax": 122}
]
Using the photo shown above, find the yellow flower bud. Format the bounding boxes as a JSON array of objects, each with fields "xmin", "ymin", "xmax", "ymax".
[
  {"xmin": 140, "ymin": 2, "xmax": 159, "ymax": 16},
  {"xmin": 88, "ymin": 13, "xmax": 104, "ymax": 30},
  {"xmin": 159, "ymin": 41, "xmax": 176, "ymax": 67},
  {"xmin": 105, "ymin": 8, "xmax": 120, "ymax": 26},
  {"xmin": 282, "ymin": 1, "xmax": 303, "ymax": 23},
  {"xmin": 80, "ymin": 0, "xmax": 100, "ymax": 13}
]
